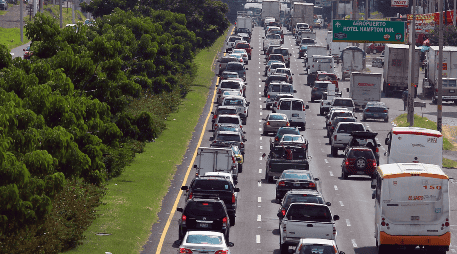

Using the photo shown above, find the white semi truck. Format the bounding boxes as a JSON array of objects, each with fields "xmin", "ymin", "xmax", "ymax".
[
  {"xmin": 340, "ymin": 46, "xmax": 365, "ymax": 80},
  {"xmin": 348, "ymin": 72, "xmax": 382, "ymax": 110},
  {"xmin": 291, "ymin": 2, "xmax": 314, "ymax": 32},
  {"xmin": 261, "ymin": 0, "xmax": 280, "ymax": 26}
]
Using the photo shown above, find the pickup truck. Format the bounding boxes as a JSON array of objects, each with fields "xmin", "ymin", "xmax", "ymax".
[
  {"xmin": 278, "ymin": 203, "xmax": 339, "ymax": 254},
  {"xmin": 263, "ymin": 34, "xmax": 282, "ymax": 53},
  {"xmin": 262, "ymin": 142, "xmax": 309, "ymax": 183}
]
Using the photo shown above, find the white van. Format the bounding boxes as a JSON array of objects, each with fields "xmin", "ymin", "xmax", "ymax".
[
  {"xmin": 384, "ymin": 127, "xmax": 443, "ymax": 167},
  {"xmin": 371, "ymin": 163, "xmax": 450, "ymax": 254},
  {"xmin": 276, "ymin": 98, "xmax": 309, "ymax": 130}
]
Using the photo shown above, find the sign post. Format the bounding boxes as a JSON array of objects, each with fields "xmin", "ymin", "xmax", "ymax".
[{"xmin": 332, "ymin": 20, "xmax": 406, "ymax": 43}]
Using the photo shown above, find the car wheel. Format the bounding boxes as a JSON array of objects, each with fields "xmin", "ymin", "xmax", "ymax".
[
  {"xmin": 320, "ymin": 109, "xmax": 324, "ymax": 115},
  {"xmin": 243, "ymin": 119, "xmax": 247, "ymax": 125},
  {"xmin": 179, "ymin": 229, "xmax": 184, "ymax": 241},
  {"xmin": 355, "ymin": 157, "xmax": 368, "ymax": 170},
  {"xmin": 311, "ymin": 98, "xmax": 314, "ymax": 102},
  {"xmin": 342, "ymin": 169, "xmax": 348, "ymax": 179},
  {"xmin": 362, "ymin": 116, "xmax": 366, "ymax": 121},
  {"xmin": 263, "ymin": 130, "xmax": 268, "ymax": 136},
  {"xmin": 275, "ymin": 192, "xmax": 281, "ymax": 203},
  {"xmin": 229, "ymin": 214, "xmax": 236, "ymax": 226},
  {"xmin": 384, "ymin": 117, "xmax": 389, "ymax": 122},
  {"xmin": 266, "ymin": 104, "xmax": 271, "ymax": 110},
  {"xmin": 280, "ymin": 242, "xmax": 288, "ymax": 254},
  {"xmin": 331, "ymin": 147, "xmax": 338, "ymax": 157}
]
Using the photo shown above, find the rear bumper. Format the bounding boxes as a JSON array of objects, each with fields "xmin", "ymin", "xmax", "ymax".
[
  {"xmin": 380, "ymin": 231, "xmax": 450, "ymax": 247},
  {"xmin": 434, "ymin": 95, "xmax": 457, "ymax": 101}
]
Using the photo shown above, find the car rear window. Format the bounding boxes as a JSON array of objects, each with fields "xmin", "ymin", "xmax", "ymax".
[
  {"xmin": 282, "ymin": 172, "xmax": 310, "ymax": 179},
  {"xmin": 223, "ymin": 99, "xmax": 243, "ymax": 106},
  {"xmin": 229, "ymin": 37, "xmax": 241, "ymax": 42},
  {"xmin": 282, "ymin": 135, "xmax": 302, "ymax": 142},
  {"xmin": 220, "ymin": 57, "xmax": 236, "ymax": 63},
  {"xmin": 192, "ymin": 180, "xmax": 233, "ymax": 191},
  {"xmin": 269, "ymin": 76, "xmax": 288, "ymax": 82},
  {"xmin": 220, "ymin": 81, "xmax": 241, "ymax": 89},
  {"xmin": 271, "ymin": 85, "xmax": 281, "ymax": 92},
  {"xmin": 279, "ymin": 100, "xmax": 291, "ymax": 110},
  {"xmin": 269, "ymin": 114, "xmax": 286, "ymax": 120},
  {"xmin": 299, "ymin": 245, "xmax": 335, "ymax": 254},
  {"xmin": 282, "ymin": 85, "xmax": 293, "ymax": 93},
  {"xmin": 337, "ymin": 124, "xmax": 365, "ymax": 133},
  {"xmin": 226, "ymin": 63, "xmax": 243, "ymax": 70},
  {"xmin": 278, "ymin": 128, "xmax": 300, "ymax": 136},
  {"xmin": 217, "ymin": 126, "xmax": 237, "ymax": 132},
  {"xmin": 286, "ymin": 204, "xmax": 332, "ymax": 222},
  {"xmin": 237, "ymin": 43, "xmax": 250, "ymax": 49},
  {"xmin": 333, "ymin": 99, "xmax": 354, "ymax": 107},
  {"xmin": 218, "ymin": 109, "xmax": 237, "ymax": 115},
  {"xmin": 185, "ymin": 201, "xmax": 226, "ymax": 217},
  {"xmin": 318, "ymin": 74, "xmax": 337, "ymax": 80},
  {"xmin": 348, "ymin": 149, "xmax": 375, "ymax": 159},
  {"xmin": 186, "ymin": 234, "xmax": 223, "ymax": 244},
  {"xmin": 284, "ymin": 195, "xmax": 324, "ymax": 209},
  {"xmin": 332, "ymin": 112, "xmax": 353, "ymax": 119},
  {"xmin": 301, "ymin": 39, "xmax": 315, "ymax": 44},
  {"xmin": 216, "ymin": 133, "xmax": 241, "ymax": 142},
  {"xmin": 218, "ymin": 116, "xmax": 240, "ymax": 124},
  {"xmin": 274, "ymin": 49, "xmax": 289, "ymax": 56},
  {"xmin": 291, "ymin": 100, "xmax": 302, "ymax": 110},
  {"xmin": 366, "ymin": 107, "xmax": 387, "ymax": 112},
  {"xmin": 315, "ymin": 82, "xmax": 329, "ymax": 89}
]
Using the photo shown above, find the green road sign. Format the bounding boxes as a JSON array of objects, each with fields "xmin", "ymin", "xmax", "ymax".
[{"xmin": 332, "ymin": 20, "xmax": 405, "ymax": 44}]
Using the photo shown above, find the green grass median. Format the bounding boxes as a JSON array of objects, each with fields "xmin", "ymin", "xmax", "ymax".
[{"xmin": 67, "ymin": 29, "xmax": 228, "ymax": 254}]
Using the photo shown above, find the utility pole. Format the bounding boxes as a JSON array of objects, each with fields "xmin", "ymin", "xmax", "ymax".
[
  {"xmin": 40, "ymin": 0, "xmax": 43, "ymax": 13},
  {"xmin": 20, "ymin": 0, "xmax": 23, "ymax": 43},
  {"xmin": 363, "ymin": 0, "xmax": 368, "ymax": 69},
  {"xmin": 59, "ymin": 0, "xmax": 63, "ymax": 28},
  {"xmin": 437, "ymin": 0, "xmax": 443, "ymax": 132},
  {"xmin": 408, "ymin": 0, "xmax": 416, "ymax": 125},
  {"xmin": 454, "ymin": 0, "xmax": 456, "ymax": 27},
  {"xmin": 72, "ymin": 0, "xmax": 75, "ymax": 23}
]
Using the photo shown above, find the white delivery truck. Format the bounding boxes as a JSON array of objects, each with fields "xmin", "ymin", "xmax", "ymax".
[
  {"xmin": 193, "ymin": 147, "xmax": 239, "ymax": 180},
  {"xmin": 348, "ymin": 72, "xmax": 382, "ymax": 110},
  {"xmin": 291, "ymin": 3, "xmax": 313, "ymax": 34},
  {"xmin": 340, "ymin": 46, "xmax": 365, "ymax": 80},
  {"xmin": 423, "ymin": 46, "xmax": 457, "ymax": 103},
  {"xmin": 372, "ymin": 163, "xmax": 450, "ymax": 254},
  {"xmin": 308, "ymin": 55, "xmax": 334, "ymax": 74},
  {"xmin": 236, "ymin": 15, "xmax": 253, "ymax": 35},
  {"xmin": 383, "ymin": 44, "xmax": 420, "ymax": 97},
  {"xmin": 305, "ymin": 45, "xmax": 327, "ymax": 67},
  {"xmin": 262, "ymin": 0, "xmax": 280, "ymax": 26},
  {"xmin": 330, "ymin": 41, "xmax": 349, "ymax": 62},
  {"xmin": 384, "ymin": 127, "xmax": 443, "ymax": 167},
  {"xmin": 303, "ymin": 3, "xmax": 314, "ymax": 30}
]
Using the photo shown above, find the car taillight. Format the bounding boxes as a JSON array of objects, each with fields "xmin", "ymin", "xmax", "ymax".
[
  {"xmin": 373, "ymin": 161, "xmax": 377, "ymax": 167},
  {"xmin": 376, "ymin": 148, "xmax": 379, "ymax": 153},
  {"xmin": 313, "ymin": 87, "xmax": 318, "ymax": 90},
  {"xmin": 384, "ymin": 110, "xmax": 388, "ymax": 113},
  {"xmin": 365, "ymin": 109, "xmax": 369, "ymax": 112},
  {"xmin": 436, "ymin": 88, "xmax": 439, "ymax": 92},
  {"xmin": 188, "ymin": 193, "xmax": 193, "ymax": 199},
  {"xmin": 215, "ymin": 251, "xmax": 228, "ymax": 254},
  {"xmin": 331, "ymin": 126, "xmax": 334, "ymax": 130},
  {"xmin": 222, "ymin": 216, "xmax": 228, "ymax": 226},
  {"xmin": 213, "ymin": 114, "xmax": 217, "ymax": 119},
  {"xmin": 281, "ymin": 209, "xmax": 286, "ymax": 216},
  {"xmin": 388, "ymin": 83, "xmax": 391, "ymax": 86},
  {"xmin": 219, "ymin": 64, "xmax": 221, "ymax": 68},
  {"xmin": 179, "ymin": 248, "xmax": 193, "ymax": 254},
  {"xmin": 182, "ymin": 214, "xmax": 187, "ymax": 224},
  {"xmin": 240, "ymin": 89, "xmax": 242, "ymax": 94},
  {"xmin": 445, "ymin": 218, "xmax": 450, "ymax": 227},
  {"xmin": 214, "ymin": 124, "xmax": 218, "ymax": 129},
  {"xmin": 240, "ymin": 125, "xmax": 242, "ymax": 128},
  {"xmin": 309, "ymin": 182, "xmax": 316, "ymax": 188},
  {"xmin": 286, "ymin": 122, "xmax": 290, "ymax": 126},
  {"xmin": 278, "ymin": 181, "xmax": 285, "ymax": 186},
  {"xmin": 266, "ymin": 121, "xmax": 270, "ymax": 125},
  {"xmin": 328, "ymin": 121, "xmax": 331, "ymax": 125},
  {"xmin": 333, "ymin": 225, "xmax": 337, "ymax": 235},
  {"xmin": 345, "ymin": 160, "xmax": 349, "ymax": 166},
  {"xmin": 334, "ymin": 135, "xmax": 337, "ymax": 140},
  {"xmin": 218, "ymin": 89, "xmax": 221, "ymax": 93},
  {"xmin": 240, "ymin": 142, "xmax": 244, "ymax": 148},
  {"xmin": 381, "ymin": 217, "xmax": 389, "ymax": 226},
  {"xmin": 232, "ymin": 193, "xmax": 236, "ymax": 203},
  {"xmin": 302, "ymin": 105, "xmax": 306, "ymax": 111},
  {"xmin": 268, "ymin": 94, "xmax": 270, "ymax": 99},
  {"xmin": 275, "ymin": 137, "xmax": 279, "ymax": 141}
]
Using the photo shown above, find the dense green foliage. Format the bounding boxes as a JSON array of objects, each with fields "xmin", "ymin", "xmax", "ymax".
[
  {"xmin": 428, "ymin": 24, "xmax": 457, "ymax": 46},
  {"xmin": 0, "ymin": 1, "xmax": 229, "ymax": 251}
]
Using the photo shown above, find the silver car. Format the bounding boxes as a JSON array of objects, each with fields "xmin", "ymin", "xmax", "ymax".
[
  {"xmin": 213, "ymin": 114, "xmax": 242, "ymax": 131},
  {"xmin": 178, "ymin": 231, "xmax": 234, "ymax": 254},
  {"xmin": 262, "ymin": 113, "xmax": 290, "ymax": 135},
  {"xmin": 211, "ymin": 130, "xmax": 246, "ymax": 154}
]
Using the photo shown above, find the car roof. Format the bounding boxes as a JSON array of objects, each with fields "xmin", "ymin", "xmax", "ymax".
[
  {"xmin": 279, "ymin": 98, "xmax": 303, "ymax": 102},
  {"xmin": 286, "ymin": 189, "xmax": 320, "ymax": 195}
]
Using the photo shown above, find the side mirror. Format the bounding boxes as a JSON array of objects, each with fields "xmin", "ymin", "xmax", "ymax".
[
  {"xmin": 234, "ymin": 187, "xmax": 240, "ymax": 192},
  {"xmin": 346, "ymin": 88, "xmax": 349, "ymax": 92},
  {"xmin": 325, "ymin": 202, "xmax": 331, "ymax": 206},
  {"xmin": 243, "ymin": 138, "xmax": 247, "ymax": 142},
  {"xmin": 243, "ymin": 131, "xmax": 246, "ymax": 134},
  {"xmin": 294, "ymin": 90, "xmax": 297, "ymax": 93},
  {"xmin": 371, "ymin": 179, "xmax": 377, "ymax": 189},
  {"xmin": 193, "ymin": 165, "xmax": 197, "ymax": 169},
  {"xmin": 245, "ymin": 68, "xmax": 249, "ymax": 70},
  {"xmin": 236, "ymin": 157, "xmax": 242, "ymax": 162},
  {"xmin": 227, "ymin": 242, "xmax": 235, "ymax": 247},
  {"xmin": 262, "ymin": 37, "xmax": 265, "ymax": 39},
  {"xmin": 177, "ymin": 207, "xmax": 183, "ymax": 212},
  {"xmin": 211, "ymin": 112, "xmax": 214, "ymax": 114},
  {"xmin": 262, "ymin": 153, "xmax": 267, "ymax": 158},
  {"xmin": 292, "ymin": 73, "xmax": 295, "ymax": 75},
  {"xmin": 333, "ymin": 215, "xmax": 340, "ymax": 221},
  {"xmin": 234, "ymin": 179, "xmax": 238, "ymax": 185},
  {"xmin": 251, "ymin": 47, "xmax": 253, "ymax": 49},
  {"xmin": 247, "ymin": 102, "xmax": 250, "ymax": 106},
  {"xmin": 314, "ymin": 178, "xmax": 320, "ymax": 181},
  {"xmin": 277, "ymin": 212, "xmax": 284, "ymax": 218},
  {"xmin": 372, "ymin": 190, "xmax": 376, "ymax": 199},
  {"xmin": 181, "ymin": 186, "xmax": 189, "ymax": 191},
  {"xmin": 385, "ymin": 138, "xmax": 389, "ymax": 145},
  {"xmin": 339, "ymin": 252, "xmax": 345, "ymax": 254},
  {"xmin": 305, "ymin": 105, "xmax": 310, "ymax": 109},
  {"xmin": 377, "ymin": 144, "xmax": 381, "ymax": 147},
  {"xmin": 217, "ymin": 59, "xmax": 220, "ymax": 62}
]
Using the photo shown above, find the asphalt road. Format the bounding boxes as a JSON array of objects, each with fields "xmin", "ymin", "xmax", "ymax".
[{"xmin": 140, "ymin": 26, "xmax": 457, "ymax": 254}]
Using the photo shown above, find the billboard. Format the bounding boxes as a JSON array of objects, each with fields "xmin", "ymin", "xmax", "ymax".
[{"xmin": 391, "ymin": 0, "xmax": 408, "ymax": 7}]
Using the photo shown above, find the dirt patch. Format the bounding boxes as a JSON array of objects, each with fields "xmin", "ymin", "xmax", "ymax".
[
  {"xmin": 0, "ymin": 4, "xmax": 29, "ymax": 28},
  {"xmin": 443, "ymin": 125, "xmax": 457, "ymax": 151}
]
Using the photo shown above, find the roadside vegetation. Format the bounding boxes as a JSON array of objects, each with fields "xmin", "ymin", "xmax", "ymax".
[
  {"xmin": 394, "ymin": 113, "xmax": 457, "ymax": 168},
  {"xmin": 0, "ymin": 0, "xmax": 229, "ymax": 252}
]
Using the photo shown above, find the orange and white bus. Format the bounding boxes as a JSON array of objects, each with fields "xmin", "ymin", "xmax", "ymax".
[{"xmin": 371, "ymin": 163, "xmax": 450, "ymax": 254}]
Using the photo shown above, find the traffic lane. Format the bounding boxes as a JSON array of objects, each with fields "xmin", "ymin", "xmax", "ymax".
[{"xmin": 10, "ymin": 41, "xmax": 30, "ymax": 59}]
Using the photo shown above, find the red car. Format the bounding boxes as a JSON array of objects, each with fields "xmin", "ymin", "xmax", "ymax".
[
  {"xmin": 366, "ymin": 43, "xmax": 385, "ymax": 54},
  {"xmin": 235, "ymin": 42, "xmax": 252, "ymax": 60},
  {"xmin": 23, "ymin": 46, "xmax": 33, "ymax": 59},
  {"xmin": 341, "ymin": 147, "xmax": 377, "ymax": 179}
]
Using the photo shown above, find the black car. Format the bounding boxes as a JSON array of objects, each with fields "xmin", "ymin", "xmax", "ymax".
[
  {"xmin": 341, "ymin": 147, "xmax": 377, "ymax": 179},
  {"xmin": 346, "ymin": 131, "xmax": 381, "ymax": 164},
  {"xmin": 182, "ymin": 176, "xmax": 240, "ymax": 225},
  {"xmin": 311, "ymin": 81, "xmax": 331, "ymax": 102},
  {"xmin": 275, "ymin": 169, "xmax": 319, "ymax": 202},
  {"xmin": 362, "ymin": 102, "xmax": 389, "ymax": 122},
  {"xmin": 277, "ymin": 189, "xmax": 330, "ymax": 221},
  {"xmin": 177, "ymin": 196, "xmax": 231, "ymax": 241}
]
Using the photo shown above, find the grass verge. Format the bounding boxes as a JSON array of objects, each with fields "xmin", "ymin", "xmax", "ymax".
[
  {"xmin": 0, "ymin": 27, "xmax": 29, "ymax": 50},
  {"xmin": 67, "ymin": 30, "xmax": 227, "ymax": 254},
  {"xmin": 394, "ymin": 113, "xmax": 457, "ymax": 168}
]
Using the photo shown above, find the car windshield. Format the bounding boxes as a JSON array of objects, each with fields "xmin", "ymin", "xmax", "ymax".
[
  {"xmin": 229, "ymin": 37, "xmax": 241, "ymax": 42},
  {"xmin": 366, "ymin": 107, "xmax": 387, "ymax": 112},
  {"xmin": 186, "ymin": 234, "xmax": 223, "ymax": 245},
  {"xmin": 337, "ymin": 124, "xmax": 365, "ymax": 133},
  {"xmin": 220, "ymin": 81, "xmax": 241, "ymax": 89},
  {"xmin": 282, "ymin": 135, "xmax": 302, "ymax": 142},
  {"xmin": 269, "ymin": 114, "xmax": 287, "ymax": 120},
  {"xmin": 185, "ymin": 201, "xmax": 226, "ymax": 216},
  {"xmin": 301, "ymin": 39, "xmax": 315, "ymax": 44},
  {"xmin": 333, "ymin": 99, "xmax": 354, "ymax": 107},
  {"xmin": 284, "ymin": 195, "xmax": 324, "ymax": 209},
  {"xmin": 192, "ymin": 180, "xmax": 233, "ymax": 191},
  {"xmin": 222, "ymin": 73, "xmax": 238, "ymax": 78},
  {"xmin": 216, "ymin": 134, "xmax": 241, "ymax": 142},
  {"xmin": 282, "ymin": 172, "xmax": 310, "ymax": 179},
  {"xmin": 286, "ymin": 204, "xmax": 332, "ymax": 222},
  {"xmin": 223, "ymin": 99, "xmax": 243, "ymax": 106},
  {"xmin": 299, "ymin": 245, "xmax": 335, "ymax": 254},
  {"xmin": 318, "ymin": 74, "xmax": 337, "ymax": 80},
  {"xmin": 349, "ymin": 149, "xmax": 375, "ymax": 158}
]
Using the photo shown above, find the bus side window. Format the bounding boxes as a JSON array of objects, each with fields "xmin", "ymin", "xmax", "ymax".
[
  {"xmin": 376, "ymin": 177, "xmax": 382, "ymax": 202},
  {"xmin": 385, "ymin": 132, "xmax": 392, "ymax": 154}
]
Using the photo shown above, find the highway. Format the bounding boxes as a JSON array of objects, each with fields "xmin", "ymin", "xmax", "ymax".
[{"xmin": 141, "ymin": 26, "xmax": 457, "ymax": 254}]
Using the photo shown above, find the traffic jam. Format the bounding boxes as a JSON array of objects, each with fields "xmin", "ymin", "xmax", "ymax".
[{"xmin": 170, "ymin": 14, "xmax": 452, "ymax": 254}]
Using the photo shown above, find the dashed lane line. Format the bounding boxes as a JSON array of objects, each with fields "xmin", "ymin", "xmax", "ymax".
[
  {"xmin": 259, "ymin": 168, "xmax": 262, "ymax": 173},
  {"xmin": 334, "ymin": 185, "xmax": 338, "ymax": 190},
  {"xmin": 351, "ymin": 239, "xmax": 358, "ymax": 248},
  {"xmin": 346, "ymin": 219, "xmax": 351, "ymax": 227},
  {"xmin": 339, "ymin": 201, "xmax": 344, "ymax": 207},
  {"xmin": 257, "ymin": 215, "xmax": 261, "ymax": 221},
  {"xmin": 329, "ymin": 171, "xmax": 334, "ymax": 176}
]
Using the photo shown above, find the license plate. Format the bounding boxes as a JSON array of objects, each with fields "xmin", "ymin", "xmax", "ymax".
[
  {"xmin": 292, "ymin": 114, "xmax": 299, "ymax": 117},
  {"xmin": 199, "ymin": 223, "xmax": 209, "ymax": 228},
  {"xmin": 374, "ymin": 114, "xmax": 379, "ymax": 117},
  {"xmin": 450, "ymin": 90, "xmax": 455, "ymax": 93},
  {"xmin": 293, "ymin": 183, "xmax": 301, "ymax": 187}
]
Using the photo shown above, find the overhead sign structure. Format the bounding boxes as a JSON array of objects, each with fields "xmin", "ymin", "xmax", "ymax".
[
  {"xmin": 391, "ymin": 0, "xmax": 409, "ymax": 7},
  {"xmin": 332, "ymin": 20, "xmax": 406, "ymax": 44}
]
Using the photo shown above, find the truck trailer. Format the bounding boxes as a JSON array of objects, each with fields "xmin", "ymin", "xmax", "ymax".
[{"xmin": 348, "ymin": 72, "xmax": 382, "ymax": 110}]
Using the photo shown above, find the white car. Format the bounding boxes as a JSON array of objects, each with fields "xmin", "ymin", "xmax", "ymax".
[
  {"xmin": 293, "ymin": 238, "xmax": 345, "ymax": 254},
  {"xmin": 267, "ymin": 62, "xmax": 286, "ymax": 77},
  {"xmin": 204, "ymin": 172, "xmax": 237, "ymax": 186},
  {"xmin": 232, "ymin": 49, "xmax": 249, "ymax": 64},
  {"xmin": 229, "ymin": 53, "xmax": 245, "ymax": 65},
  {"xmin": 178, "ymin": 231, "xmax": 234, "ymax": 254}
]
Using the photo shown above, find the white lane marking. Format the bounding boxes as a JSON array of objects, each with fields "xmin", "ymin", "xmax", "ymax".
[
  {"xmin": 259, "ymin": 98, "xmax": 261, "ymax": 100},
  {"xmin": 257, "ymin": 214, "xmax": 261, "ymax": 221},
  {"xmin": 259, "ymin": 84, "xmax": 261, "ymax": 88},
  {"xmin": 260, "ymin": 146, "xmax": 263, "ymax": 150},
  {"xmin": 260, "ymin": 112, "xmax": 263, "ymax": 115},
  {"xmin": 258, "ymin": 77, "xmax": 261, "ymax": 81},
  {"xmin": 258, "ymin": 72, "xmax": 261, "ymax": 75},
  {"xmin": 258, "ymin": 197, "xmax": 262, "ymax": 202},
  {"xmin": 259, "ymin": 91, "xmax": 262, "ymax": 95},
  {"xmin": 346, "ymin": 219, "xmax": 351, "ymax": 227},
  {"xmin": 259, "ymin": 127, "xmax": 262, "ymax": 131},
  {"xmin": 334, "ymin": 185, "xmax": 338, "ymax": 191},
  {"xmin": 382, "ymin": 147, "xmax": 386, "ymax": 150},
  {"xmin": 258, "ymin": 181, "xmax": 262, "ymax": 187},
  {"xmin": 339, "ymin": 201, "xmax": 344, "ymax": 207},
  {"xmin": 259, "ymin": 156, "xmax": 263, "ymax": 160},
  {"xmin": 260, "ymin": 105, "xmax": 262, "ymax": 109},
  {"xmin": 259, "ymin": 120, "xmax": 262, "ymax": 123},
  {"xmin": 256, "ymin": 235, "xmax": 261, "ymax": 243},
  {"xmin": 329, "ymin": 171, "xmax": 334, "ymax": 176},
  {"xmin": 260, "ymin": 136, "xmax": 262, "ymax": 140},
  {"xmin": 351, "ymin": 239, "xmax": 358, "ymax": 248},
  {"xmin": 324, "ymin": 159, "xmax": 329, "ymax": 164},
  {"xmin": 259, "ymin": 168, "xmax": 262, "ymax": 173}
]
